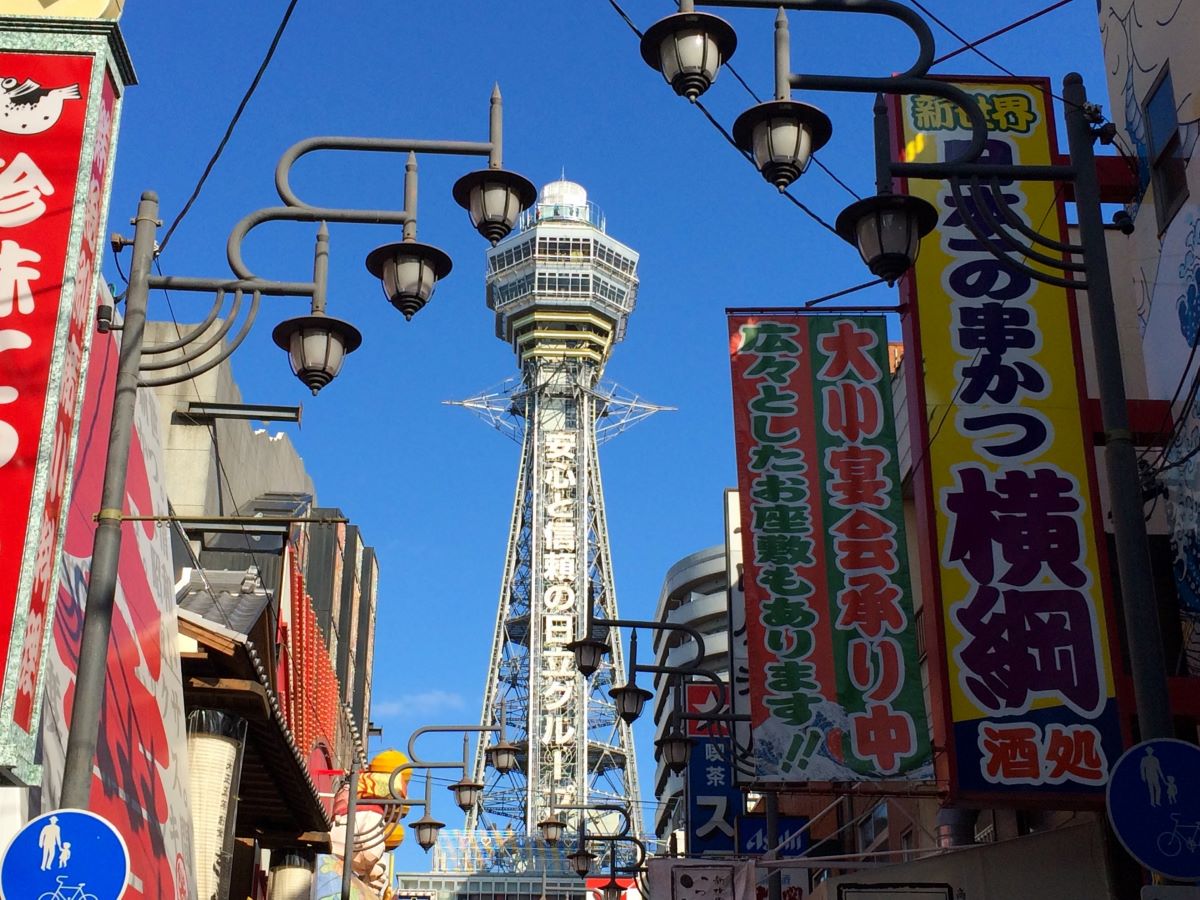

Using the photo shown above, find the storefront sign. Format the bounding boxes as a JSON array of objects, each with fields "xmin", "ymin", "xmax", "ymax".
[
  {"xmin": 895, "ymin": 78, "xmax": 1124, "ymax": 801},
  {"xmin": 729, "ymin": 313, "xmax": 929, "ymax": 782},
  {"xmin": 686, "ymin": 685, "xmax": 739, "ymax": 855}
]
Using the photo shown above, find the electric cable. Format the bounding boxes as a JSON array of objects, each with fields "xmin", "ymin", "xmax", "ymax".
[
  {"xmin": 110, "ymin": 243, "xmax": 128, "ymax": 286},
  {"xmin": 916, "ymin": 0, "xmax": 1094, "ymax": 120},
  {"xmin": 157, "ymin": 0, "xmax": 301, "ymax": 257},
  {"xmin": 929, "ymin": 0, "xmax": 1076, "ymax": 68}
]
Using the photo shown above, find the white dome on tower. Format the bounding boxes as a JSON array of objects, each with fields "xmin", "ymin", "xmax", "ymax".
[{"xmin": 540, "ymin": 179, "xmax": 588, "ymax": 207}]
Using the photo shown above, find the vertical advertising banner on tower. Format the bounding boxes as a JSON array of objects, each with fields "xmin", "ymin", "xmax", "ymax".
[
  {"xmin": 729, "ymin": 313, "xmax": 930, "ymax": 782},
  {"xmin": 0, "ymin": 40, "xmax": 125, "ymax": 781},
  {"xmin": 894, "ymin": 78, "xmax": 1124, "ymax": 801}
]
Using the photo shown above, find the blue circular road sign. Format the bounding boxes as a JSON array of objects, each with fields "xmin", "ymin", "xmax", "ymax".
[
  {"xmin": 1107, "ymin": 738, "xmax": 1200, "ymax": 880},
  {"xmin": 0, "ymin": 809, "xmax": 129, "ymax": 900}
]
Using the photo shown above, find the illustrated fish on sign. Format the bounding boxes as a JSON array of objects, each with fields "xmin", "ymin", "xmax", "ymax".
[{"xmin": 0, "ymin": 77, "xmax": 81, "ymax": 135}]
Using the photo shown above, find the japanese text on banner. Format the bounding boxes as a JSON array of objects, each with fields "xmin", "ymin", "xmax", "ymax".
[
  {"xmin": 896, "ymin": 79, "xmax": 1122, "ymax": 799},
  {"xmin": 729, "ymin": 313, "xmax": 930, "ymax": 782}
]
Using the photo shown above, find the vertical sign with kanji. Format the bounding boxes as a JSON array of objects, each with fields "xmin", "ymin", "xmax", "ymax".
[
  {"xmin": 729, "ymin": 313, "xmax": 930, "ymax": 782},
  {"xmin": 0, "ymin": 26, "xmax": 130, "ymax": 783},
  {"xmin": 685, "ymin": 685, "xmax": 739, "ymax": 855},
  {"xmin": 895, "ymin": 79, "xmax": 1123, "ymax": 801}
]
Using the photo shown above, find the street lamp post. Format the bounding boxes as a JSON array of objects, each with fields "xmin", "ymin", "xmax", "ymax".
[
  {"xmin": 539, "ymin": 802, "xmax": 648, "ymax": 893},
  {"xmin": 59, "ymin": 88, "xmax": 536, "ymax": 811},
  {"xmin": 332, "ymin": 717, "xmax": 518, "ymax": 900},
  {"xmin": 637, "ymin": 0, "xmax": 1172, "ymax": 743}
]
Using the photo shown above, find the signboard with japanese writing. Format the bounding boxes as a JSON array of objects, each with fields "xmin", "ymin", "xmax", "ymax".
[
  {"xmin": 724, "ymin": 490, "xmax": 757, "ymax": 783},
  {"xmin": 686, "ymin": 685, "xmax": 740, "ymax": 855},
  {"xmin": 39, "ymin": 298, "xmax": 197, "ymax": 900},
  {"xmin": 729, "ymin": 313, "xmax": 930, "ymax": 783},
  {"xmin": 0, "ymin": 33, "xmax": 129, "ymax": 783},
  {"xmin": 894, "ymin": 78, "xmax": 1124, "ymax": 801}
]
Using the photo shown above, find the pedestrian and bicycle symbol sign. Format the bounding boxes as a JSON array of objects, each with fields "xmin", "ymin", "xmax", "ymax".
[
  {"xmin": 1107, "ymin": 738, "xmax": 1200, "ymax": 880},
  {"xmin": 0, "ymin": 809, "xmax": 128, "ymax": 900}
]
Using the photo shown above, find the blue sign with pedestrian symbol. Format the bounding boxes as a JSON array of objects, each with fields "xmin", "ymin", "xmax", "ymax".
[
  {"xmin": 1107, "ymin": 738, "xmax": 1200, "ymax": 880},
  {"xmin": 0, "ymin": 809, "xmax": 129, "ymax": 900}
]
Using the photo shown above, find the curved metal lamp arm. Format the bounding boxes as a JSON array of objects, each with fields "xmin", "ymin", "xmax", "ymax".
[
  {"xmin": 550, "ymin": 802, "xmax": 636, "ymax": 839},
  {"xmin": 711, "ymin": 0, "xmax": 934, "ymax": 80},
  {"xmin": 592, "ymin": 834, "xmax": 647, "ymax": 876},
  {"xmin": 697, "ymin": 0, "xmax": 988, "ymax": 169},
  {"xmin": 274, "ymin": 135, "xmax": 493, "ymax": 216},
  {"xmin": 948, "ymin": 177, "xmax": 1086, "ymax": 290},
  {"xmin": 982, "ymin": 175, "xmax": 1086, "ymax": 256},
  {"xmin": 964, "ymin": 178, "xmax": 1087, "ymax": 273},
  {"xmin": 138, "ymin": 292, "xmax": 263, "ymax": 388},
  {"xmin": 140, "ymin": 288, "xmax": 227, "ymax": 355},
  {"xmin": 592, "ymin": 615, "xmax": 709, "ymax": 669},
  {"xmin": 137, "ymin": 289, "xmax": 249, "ymax": 372},
  {"xmin": 634, "ymin": 662, "xmax": 727, "ymax": 697}
]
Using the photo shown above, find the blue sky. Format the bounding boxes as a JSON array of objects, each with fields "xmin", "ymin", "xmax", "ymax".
[{"xmin": 107, "ymin": 0, "xmax": 1110, "ymax": 872}]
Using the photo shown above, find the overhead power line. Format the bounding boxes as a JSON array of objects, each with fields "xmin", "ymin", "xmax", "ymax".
[
  {"xmin": 157, "ymin": 0, "xmax": 302, "ymax": 257},
  {"xmin": 930, "ymin": 0, "xmax": 1076, "ymax": 67}
]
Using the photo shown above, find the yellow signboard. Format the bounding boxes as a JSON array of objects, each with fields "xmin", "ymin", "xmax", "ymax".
[
  {"xmin": 0, "ymin": 0, "xmax": 122, "ymax": 18},
  {"xmin": 896, "ymin": 78, "xmax": 1123, "ymax": 802}
]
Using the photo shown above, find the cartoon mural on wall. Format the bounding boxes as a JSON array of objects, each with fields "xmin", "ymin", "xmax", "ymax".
[
  {"xmin": 1102, "ymin": 1, "xmax": 1200, "ymax": 620},
  {"xmin": 1142, "ymin": 206, "xmax": 1200, "ymax": 613}
]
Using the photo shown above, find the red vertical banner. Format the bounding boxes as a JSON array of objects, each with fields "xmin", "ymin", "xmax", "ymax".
[
  {"xmin": 13, "ymin": 68, "xmax": 117, "ymax": 731},
  {"xmin": 40, "ymin": 297, "xmax": 198, "ymax": 899},
  {"xmin": 0, "ymin": 51, "xmax": 92, "ymax": 710},
  {"xmin": 729, "ymin": 313, "xmax": 930, "ymax": 783},
  {"xmin": 0, "ymin": 37, "xmax": 128, "ymax": 782}
]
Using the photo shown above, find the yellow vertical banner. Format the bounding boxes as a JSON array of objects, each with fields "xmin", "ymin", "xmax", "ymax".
[{"xmin": 895, "ymin": 79, "xmax": 1124, "ymax": 802}]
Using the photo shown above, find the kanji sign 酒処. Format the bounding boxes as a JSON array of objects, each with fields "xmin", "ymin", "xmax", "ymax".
[{"xmin": 895, "ymin": 78, "xmax": 1124, "ymax": 801}]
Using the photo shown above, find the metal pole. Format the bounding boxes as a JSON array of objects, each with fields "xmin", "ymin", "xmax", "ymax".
[
  {"xmin": 489, "ymin": 83, "xmax": 503, "ymax": 169},
  {"xmin": 341, "ymin": 758, "xmax": 360, "ymax": 900},
  {"xmin": 60, "ymin": 191, "xmax": 160, "ymax": 809},
  {"xmin": 1062, "ymin": 72, "xmax": 1173, "ymax": 740},
  {"xmin": 773, "ymin": 9, "xmax": 789, "ymax": 102},
  {"xmin": 312, "ymin": 223, "xmax": 329, "ymax": 314},
  {"xmin": 403, "ymin": 153, "xmax": 418, "ymax": 242},
  {"xmin": 872, "ymin": 94, "xmax": 892, "ymax": 195},
  {"xmin": 765, "ymin": 791, "xmax": 781, "ymax": 900}
]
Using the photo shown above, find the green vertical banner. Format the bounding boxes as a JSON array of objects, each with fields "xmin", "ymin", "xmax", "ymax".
[{"xmin": 729, "ymin": 313, "xmax": 931, "ymax": 782}]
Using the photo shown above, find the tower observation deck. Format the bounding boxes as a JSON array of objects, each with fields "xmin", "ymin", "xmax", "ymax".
[{"xmin": 448, "ymin": 180, "xmax": 651, "ymax": 871}]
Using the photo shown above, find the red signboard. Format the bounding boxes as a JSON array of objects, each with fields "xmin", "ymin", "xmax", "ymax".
[
  {"xmin": 41, "ymin": 303, "xmax": 197, "ymax": 899},
  {"xmin": 587, "ymin": 877, "xmax": 639, "ymax": 900},
  {"xmin": 13, "ymin": 65, "xmax": 116, "ymax": 731},
  {"xmin": 729, "ymin": 314, "xmax": 930, "ymax": 783},
  {"xmin": 0, "ymin": 50, "xmax": 94, "ymax": 730},
  {"xmin": 685, "ymin": 683, "xmax": 730, "ymax": 738}
]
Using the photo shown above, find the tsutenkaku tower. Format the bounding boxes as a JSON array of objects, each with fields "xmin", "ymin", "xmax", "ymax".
[{"xmin": 457, "ymin": 180, "xmax": 660, "ymax": 850}]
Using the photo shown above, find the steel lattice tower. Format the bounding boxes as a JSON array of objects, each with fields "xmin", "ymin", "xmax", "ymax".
[{"xmin": 454, "ymin": 180, "xmax": 661, "ymax": 857}]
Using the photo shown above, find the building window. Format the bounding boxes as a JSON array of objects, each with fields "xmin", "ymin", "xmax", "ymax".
[
  {"xmin": 857, "ymin": 801, "xmax": 889, "ymax": 850},
  {"xmin": 900, "ymin": 828, "xmax": 914, "ymax": 860},
  {"xmin": 1144, "ymin": 64, "xmax": 1189, "ymax": 233}
]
